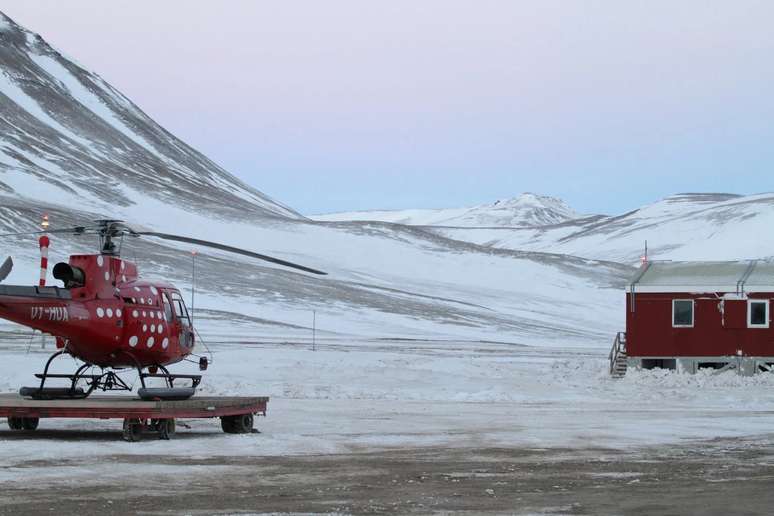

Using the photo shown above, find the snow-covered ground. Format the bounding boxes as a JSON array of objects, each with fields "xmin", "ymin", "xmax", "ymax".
[{"xmin": 1, "ymin": 337, "xmax": 774, "ymax": 483}]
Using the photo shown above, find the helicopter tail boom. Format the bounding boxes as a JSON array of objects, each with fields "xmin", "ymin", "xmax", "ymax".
[{"xmin": 0, "ymin": 285, "xmax": 73, "ymax": 335}]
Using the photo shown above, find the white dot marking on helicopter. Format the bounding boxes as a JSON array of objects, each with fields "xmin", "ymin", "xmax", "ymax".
[
  {"xmin": 161, "ymin": 338, "xmax": 169, "ymax": 349},
  {"xmin": 142, "ymin": 324, "xmax": 148, "ymax": 332},
  {"xmin": 122, "ymin": 275, "xmax": 127, "ymax": 283},
  {"xmin": 147, "ymin": 337, "xmax": 155, "ymax": 348},
  {"xmin": 134, "ymin": 287, "xmax": 141, "ymax": 292},
  {"xmin": 104, "ymin": 271, "xmax": 110, "ymax": 281},
  {"xmin": 106, "ymin": 308, "xmax": 113, "ymax": 318},
  {"xmin": 96, "ymin": 308, "xmax": 104, "ymax": 318},
  {"xmin": 97, "ymin": 256, "xmax": 104, "ymax": 267},
  {"xmin": 157, "ymin": 311, "xmax": 163, "ymax": 319},
  {"xmin": 132, "ymin": 310, "xmax": 139, "ymax": 318},
  {"xmin": 149, "ymin": 312, "xmax": 155, "ymax": 319},
  {"xmin": 116, "ymin": 309, "xmax": 122, "ymax": 317},
  {"xmin": 150, "ymin": 286, "xmax": 158, "ymax": 295},
  {"xmin": 142, "ymin": 311, "xmax": 147, "ymax": 317},
  {"xmin": 150, "ymin": 324, "xmax": 156, "ymax": 333},
  {"xmin": 120, "ymin": 261, "xmax": 125, "ymax": 271},
  {"xmin": 129, "ymin": 336, "xmax": 138, "ymax": 347},
  {"xmin": 157, "ymin": 325, "xmax": 163, "ymax": 334}
]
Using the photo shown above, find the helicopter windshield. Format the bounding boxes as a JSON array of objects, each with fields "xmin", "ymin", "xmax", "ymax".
[{"xmin": 169, "ymin": 292, "xmax": 191, "ymax": 327}]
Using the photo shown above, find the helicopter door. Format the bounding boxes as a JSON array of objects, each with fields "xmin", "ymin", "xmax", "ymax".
[{"xmin": 167, "ymin": 292, "xmax": 194, "ymax": 350}]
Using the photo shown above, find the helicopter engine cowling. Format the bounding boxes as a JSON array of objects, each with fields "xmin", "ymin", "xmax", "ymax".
[{"xmin": 53, "ymin": 263, "xmax": 86, "ymax": 288}]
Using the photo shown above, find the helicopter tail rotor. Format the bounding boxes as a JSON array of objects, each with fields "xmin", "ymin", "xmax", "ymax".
[{"xmin": 0, "ymin": 257, "xmax": 12, "ymax": 283}]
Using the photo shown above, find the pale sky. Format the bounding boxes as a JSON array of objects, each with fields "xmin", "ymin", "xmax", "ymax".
[{"xmin": 2, "ymin": 1, "xmax": 774, "ymax": 215}]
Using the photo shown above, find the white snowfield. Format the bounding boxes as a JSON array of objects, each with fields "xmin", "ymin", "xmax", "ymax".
[
  {"xmin": 319, "ymin": 192, "xmax": 774, "ymax": 265},
  {"xmin": 429, "ymin": 193, "xmax": 774, "ymax": 264},
  {"xmin": 0, "ymin": 342, "xmax": 773, "ymax": 475}
]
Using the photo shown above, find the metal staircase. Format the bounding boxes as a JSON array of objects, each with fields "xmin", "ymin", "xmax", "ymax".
[{"xmin": 609, "ymin": 332, "xmax": 628, "ymax": 378}]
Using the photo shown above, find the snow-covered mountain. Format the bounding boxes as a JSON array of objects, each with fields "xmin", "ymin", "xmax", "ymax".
[
  {"xmin": 431, "ymin": 193, "xmax": 774, "ymax": 264},
  {"xmin": 0, "ymin": 11, "xmax": 629, "ymax": 349},
  {"xmin": 0, "ymin": 12, "xmax": 297, "ymax": 222},
  {"xmin": 313, "ymin": 193, "xmax": 580, "ymax": 227}
]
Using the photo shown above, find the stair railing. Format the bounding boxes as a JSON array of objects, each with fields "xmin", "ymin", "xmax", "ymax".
[{"xmin": 609, "ymin": 332, "xmax": 627, "ymax": 376}]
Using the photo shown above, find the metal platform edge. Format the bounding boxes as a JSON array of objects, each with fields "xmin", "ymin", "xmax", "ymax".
[{"xmin": 0, "ymin": 394, "xmax": 269, "ymax": 420}]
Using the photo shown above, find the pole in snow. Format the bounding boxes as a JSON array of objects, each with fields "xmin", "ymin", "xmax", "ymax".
[
  {"xmin": 191, "ymin": 250, "xmax": 197, "ymax": 326},
  {"xmin": 312, "ymin": 310, "xmax": 316, "ymax": 352}
]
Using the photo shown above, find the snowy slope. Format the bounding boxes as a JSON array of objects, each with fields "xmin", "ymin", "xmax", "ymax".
[
  {"xmin": 431, "ymin": 193, "xmax": 774, "ymax": 264},
  {"xmin": 0, "ymin": 194, "xmax": 630, "ymax": 347},
  {"xmin": 0, "ymin": 11, "xmax": 632, "ymax": 349},
  {"xmin": 0, "ymin": 12, "xmax": 297, "ymax": 222},
  {"xmin": 313, "ymin": 193, "xmax": 580, "ymax": 227}
]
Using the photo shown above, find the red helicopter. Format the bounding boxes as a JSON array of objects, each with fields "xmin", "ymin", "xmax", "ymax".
[{"xmin": 0, "ymin": 220, "xmax": 326, "ymax": 401}]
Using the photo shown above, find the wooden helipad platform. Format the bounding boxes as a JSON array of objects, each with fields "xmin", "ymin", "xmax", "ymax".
[{"xmin": 0, "ymin": 393, "xmax": 268, "ymax": 419}]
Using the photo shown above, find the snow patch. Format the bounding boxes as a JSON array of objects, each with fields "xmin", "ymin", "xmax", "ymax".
[
  {"xmin": 29, "ymin": 53, "xmax": 165, "ymax": 159},
  {"xmin": 0, "ymin": 70, "xmax": 94, "ymax": 149}
]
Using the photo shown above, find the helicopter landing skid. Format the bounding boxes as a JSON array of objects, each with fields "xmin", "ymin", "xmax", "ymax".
[
  {"xmin": 21, "ymin": 367, "xmax": 134, "ymax": 400},
  {"xmin": 19, "ymin": 351, "xmax": 200, "ymax": 401},
  {"xmin": 137, "ymin": 368, "xmax": 201, "ymax": 401},
  {"xmin": 20, "ymin": 371, "xmax": 133, "ymax": 400}
]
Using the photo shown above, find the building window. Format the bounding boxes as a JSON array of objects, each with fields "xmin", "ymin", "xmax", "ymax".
[
  {"xmin": 748, "ymin": 299, "xmax": 769, "ymax": 328},
  {"xmin": 672, "ymin": 299, "xmax": 694, "ymax": 328}
]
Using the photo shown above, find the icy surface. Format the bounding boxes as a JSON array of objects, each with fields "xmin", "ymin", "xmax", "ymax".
[{"xmin": 0, "ymin": 340, "xmax": 773, "ymax": 480}]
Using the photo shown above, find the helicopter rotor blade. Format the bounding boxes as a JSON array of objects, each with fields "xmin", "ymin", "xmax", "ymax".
[
  {"xmin": 0, "ymin": 226, "xmax": 88, "ymax": 238},
  {"xmin": 134, "ymin": 231, "xmax": 328, "ymax": 276},
  {"xmin": 0, "ymin": 257, "xmax": 12, "ymax": 283}
]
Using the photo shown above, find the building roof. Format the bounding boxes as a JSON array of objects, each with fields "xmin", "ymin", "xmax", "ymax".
[{"xmin": 627, "ymin": 260, "xmax": 774, "ymax": 293}]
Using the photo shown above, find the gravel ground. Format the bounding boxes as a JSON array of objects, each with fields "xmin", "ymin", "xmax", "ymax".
[{"xmin": 1, "ymin": 438, "xmax": 774, "ymax": 515}]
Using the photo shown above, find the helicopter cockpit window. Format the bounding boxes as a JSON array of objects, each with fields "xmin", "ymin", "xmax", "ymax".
[
  {"xmin": 162, "ymin": 295, "xmax": 173, "ymax": 323},
  {"xmin": 170, "ymin": 292, "xmax": 191, "ymax": 327}
]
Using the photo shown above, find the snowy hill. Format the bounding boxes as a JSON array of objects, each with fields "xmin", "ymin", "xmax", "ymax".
[
  {"xmin": 313, "ymin": 193, "xmax": 580, "ymax": 227},
  {"xmin": 0, "ymin": 12, "xmax": 297, "ymax": 222},
  {"xmin": 431, "ymin": 193, "xmax": 774, "ymax": 264},
  {"xmin": 0, "ymin": 11, "xmax": 628, "ymax": 349}
]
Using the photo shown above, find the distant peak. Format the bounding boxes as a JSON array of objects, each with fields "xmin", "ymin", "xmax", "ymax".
[
  {"xmin": 492, "ymin": 192, "xmax": 565, "ymax": 204},
  {"xmin": 0, "ymin": 11, "xmax": 36, "ymax": 47},
  {"xmin": 0, "ymin": 11, "xmax": 17, "ymax": 32},
  {"xmin": 0, "ymin": 11, "xmax": 28, "ymax": 32},
  {"xmin": 446, "ymin": 193, "xmax": 579, "ymax": 227}
]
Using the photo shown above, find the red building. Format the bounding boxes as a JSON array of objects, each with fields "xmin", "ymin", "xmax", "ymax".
[{"xmin": 610, "ymin": 261, "xmax": 774, "ymax": 376}]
